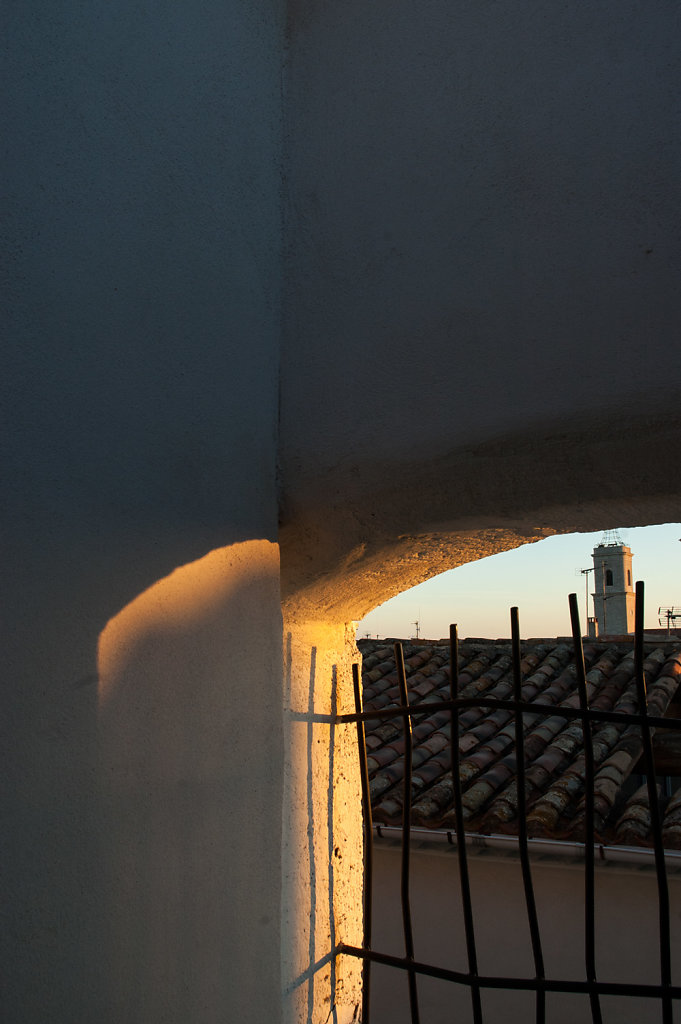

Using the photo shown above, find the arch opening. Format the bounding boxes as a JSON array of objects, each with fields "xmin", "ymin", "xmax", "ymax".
[
  {"xmin": 355, "ymin": 523, "xmax": 681, "ymax": 643},
  {"xmin": 280, "ymin": 509, "xmax": 681, "ymax": 1023}
]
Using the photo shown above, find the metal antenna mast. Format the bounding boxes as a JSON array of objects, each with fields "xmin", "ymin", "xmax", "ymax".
[{"xmin": 578, "ymin": 567, "xmax": 595, "ymax": 633}]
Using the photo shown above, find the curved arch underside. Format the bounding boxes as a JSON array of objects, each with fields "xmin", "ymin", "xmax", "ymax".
[{"xmin": 281, "ymin": 404, "xmax": 681, "ymax": 622}]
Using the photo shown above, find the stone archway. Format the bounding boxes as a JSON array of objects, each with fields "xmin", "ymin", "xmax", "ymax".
[{"xmin": 279, "ymin": 408, "xmax": 681, "ymax": 1023}]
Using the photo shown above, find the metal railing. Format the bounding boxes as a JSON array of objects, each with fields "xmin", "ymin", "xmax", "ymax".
[{"xmin": 337, "ymin": 582, "xmax": 681, "ymax": 1023}]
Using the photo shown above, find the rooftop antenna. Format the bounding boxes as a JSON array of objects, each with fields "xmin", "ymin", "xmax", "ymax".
[
  {"xmin": 658, "ymin": 607, "xmax": 681, "ymax": 635},
  {"xmin": 576, "ymin": 566, "xmax": 595, "ymax": 631},
  {"xmin": 598, "ymin": 528, "xmax": 624, "ymax": 547},
  {"xmin": 413, "ymin": 620, "xmax": 420, "ymax": 639}
]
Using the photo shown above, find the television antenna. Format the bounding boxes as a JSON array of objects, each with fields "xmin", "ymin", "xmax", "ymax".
[
  {"xmin": 658, "ymin": 607, "xmax": 681, "ymax": 633},
  {"xmin": 599, "ymin": 528, "xmax": 625, "ymax": 546}
]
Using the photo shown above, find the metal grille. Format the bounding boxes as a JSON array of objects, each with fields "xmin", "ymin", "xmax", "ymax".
[{"xmin": 337, "ymin": 582, "xmax": 681, "ymax": 1023}]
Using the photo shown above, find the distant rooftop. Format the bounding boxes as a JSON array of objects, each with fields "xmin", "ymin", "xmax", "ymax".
[{"xmin": 359, "ymin": 637, "xmax": 681, "ymax": 850}]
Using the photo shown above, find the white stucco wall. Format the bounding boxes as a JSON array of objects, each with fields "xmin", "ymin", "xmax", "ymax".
[
  {"xmin": 99, "ymin": 543, "xmax": 283, "ymax": 1023},
  {"xmin": 5, "ymin": 3, "xmax": 681, "ymax": 1023},
  {"xmin": 280, "ymin": 0, "xmax": 681, "ymax": 614},
  {"xmin": 280, "ymin": 619, "xmax": 363, "ymax": 1024},
  {"xmin": 284, "ymin": 0, "xmax": 681, "ymax": 468},
  {"xmin": 3, "ymin": 3, "xmax": 284, "ymax": 1022},
  {"xmin": 371, "ymin": 840, "xmax": 681, "ymax": 1024}
]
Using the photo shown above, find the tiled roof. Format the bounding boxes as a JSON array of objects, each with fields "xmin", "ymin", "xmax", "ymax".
[{"xmin": 358, "ymin": 638, "xmax": 681, "ymax": 850}]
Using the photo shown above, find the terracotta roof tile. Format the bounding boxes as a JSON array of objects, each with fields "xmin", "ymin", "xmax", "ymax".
[
  {"xmin": 359, "ymin": 637, "xmax": 681, "ymax": 849},
  {"xmin": 662, "ymin": 787, "xmax": 681, "ymax": 849},
  {"xmin": 615, "ymin": 783, "xmax": 657, "ymax": 846}
]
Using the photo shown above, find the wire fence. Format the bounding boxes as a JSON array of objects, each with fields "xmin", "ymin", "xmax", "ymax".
[{"xmin": 337, "ymin": 582, "xmax": 681, "ymax": 1024}]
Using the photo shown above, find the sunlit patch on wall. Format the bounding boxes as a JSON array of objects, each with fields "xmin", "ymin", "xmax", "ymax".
[{"xmin": 98, "ymin": 540, "xmax": 279, "ymax": 704}]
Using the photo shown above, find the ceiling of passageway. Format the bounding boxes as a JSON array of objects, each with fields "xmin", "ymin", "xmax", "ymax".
[{"xmin": 279, "ymin": 408, "xmax": 681, "ymax": 623}]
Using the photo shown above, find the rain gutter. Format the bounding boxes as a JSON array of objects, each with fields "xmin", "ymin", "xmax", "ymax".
[{"xmin": 372, "ymin": 823, "xmax": 681, "ymax": 870}]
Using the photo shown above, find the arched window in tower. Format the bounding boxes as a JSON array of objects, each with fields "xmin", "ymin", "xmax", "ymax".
[
  {"xmin": 606, "ymin": 569, "xmax": 614, "ymax": 587},
  {"xmin": 627, "ymin": 569, "xmax": 631, "ymax": 586}
]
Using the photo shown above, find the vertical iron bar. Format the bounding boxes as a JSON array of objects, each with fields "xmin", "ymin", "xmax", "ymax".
[
  {"xmin": 634, "ymin": 582, "xmax": 673, "ymax": 1024},
  {"xmin": 449, "ymin": 624, "xmax": 483, "ymax": 1024},
  {"xmin": 511, "ymin": 607, "xmax": 545, "ymax": 1024},
  {"xmin": 352, "ymin": 663, "xmax": 373, "ymax": 1024},
  {"xmin": 394, "ymin": 642, "xmax": 421, "ymax": 1024},
  {"xmin": 568, "ymin": 593, "xmax": 603, "ymax": 1024}
]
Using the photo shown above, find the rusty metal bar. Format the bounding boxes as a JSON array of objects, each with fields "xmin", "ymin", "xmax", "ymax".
[
  {"xmin": 353, "ymin": 663, "xmax": 373, "ymax": 1024},
  {"xmin": 338, "ymin": 943, "xmax": 681, "ymax": 1000},
  {"xmin": 634, "ymin": 582, "xmax": 673, "ymax": 1024},
  {"xmin": 338, "ymin": 700, "xmax": 681, "ymax": 732},
  {"xmin": 568, "ymin": 593, "xmax": 602, "ymax": 1024},
  {"xmin": 394, "ymin": 642, "xmax": 420, "ymax": 1024},
  {"xmin": 346, "ymin": 592, "xmax": 681, "ymax": 1020},
  {"xmin": 511, "ymin": 607, "xmax": 545, "ymax": 1024},
  {"xmin": 449, "ymin": 623, "xmax": 483, "ymax": 1024}
]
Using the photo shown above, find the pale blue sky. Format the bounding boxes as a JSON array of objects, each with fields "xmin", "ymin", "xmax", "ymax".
[{"xmin": 356, "ymin": 523, "xmax": 681, "ymax": 640}]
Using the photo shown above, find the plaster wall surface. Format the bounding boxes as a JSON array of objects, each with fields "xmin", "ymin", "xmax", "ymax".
[
  {"xmin": 5, "ymin": 0, "xmax": 283, "ymax": 582},
  {"xmin": 99, "ymin": 542, "xmax": 283, "ymax": 1024},
  {"xmin": 280, "ymin": 0, "xmax": 681, "ymax": 611},
  {"xmin": 5, "ymin": 3, "xmax": 681, "ymax": 1023},
  {"xmin": 280, "ymin": 619, "xmax": 363, "ymax": 1024},
  {"xmin": 371, "ymin": 841, "xmax": 681, "ymax": 1024},
  {"xmin": 3, "ymin": 3, "xmax": 284, "ymax": 1021}
]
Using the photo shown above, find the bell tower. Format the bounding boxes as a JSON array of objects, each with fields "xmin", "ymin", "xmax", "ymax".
[{"xmin": 592, "ymin": 529, "xmax": 635, "ymax": 635}]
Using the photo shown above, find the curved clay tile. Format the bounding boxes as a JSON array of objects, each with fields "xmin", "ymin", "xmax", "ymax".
[
  {"xmin": 410, "ymin": 677, "xmax": 439, "ymax": 698},
  {"xmin": 411, "ymin": 771, "xmax": 455, "ymax": 826},
  {"xmin": 483, "ymin": 780, "xmax": 521, "ymax": 828},
  {"xmin": 458, "ymin": 734, "xmax": 514, "ymax": 786},
  {"xmin": 528, "ymin": 712, "xmax": 625, "ymax": 837},
  {"xmin": 569, "ymin": 729, "xmax": 635, "ymax": 837},
  {"xmin": 366, "ymin": 743, "xmax": 403, "ymax": 774},
  {"xmin": 445, "ymin": 647, "xmax": 587, "ymax": 830},
  {"xmin": 369, "ymin": 760, "xmax": 409, "ymax": 802},
  {"xmin": 457, "ymin": 654, "xmax": 493, "ymax": 689},
  {"xmin": 447, "ymin": 755, "xmax": 517, "ymax": 826},
  {"xmin": 459, "ymin": 657, "xmax": 512, "ymax": 698},
  {"xmin": 368, "ymin": 719, "xmax": 402, "ymax": 746},
  {"xmin": 412, "ymin": 752, "xmax": 453, "ymax": 791},
  {"xmin": 573, "ymin": 654, "xmax": 681, "ymax": 837},
  {"xmin": 362, "ymin": 639, "xmax": 681, "ymax": 846},
  {"xmin": 372, "ymin": 794, "xmax": 405, "ymax": 825},
  {"xmin": 647, "ymin": 660, "xmax": 681, "ymax": 716},
  {"xmin": 589, "ymin": 653, "xmax": 635, "ymax": 711},
  {"xmin": 363, "ymin": 691, "xmax": 397, "ymax": 713},
  {"xmin": 526, "ymin": 771, "xmax": 586, "ymax": 836},
  {"xmin": 566, "ymin": 652, "xmax": 676, "ymax": 838},
  {"xmin": 615, "ymin": 783, "xmax": 656, "ymax": 846},
  {"xmin": 662, "ymin": 786, "xmax": 681, "ymax": 849},
  {"xmin": 559, "ymin": 729, "xmax": 632, "ymax": 840},
  {"xmin": 404, "ymin": 651, "xmax": 433, "ymax": 671},
  {"xmin": 524, "ymin": 717, "xmax": 569, "ymax": 761}
]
